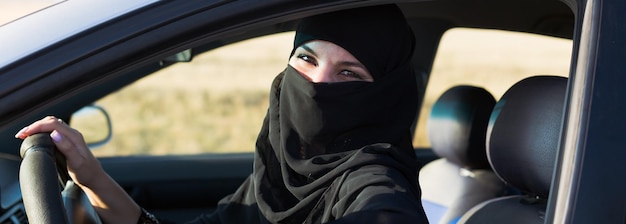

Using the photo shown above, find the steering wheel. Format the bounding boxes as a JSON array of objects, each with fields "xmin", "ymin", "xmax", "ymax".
[{"xmin": 19, "ymin": 133, "xmax": 102, "ymax": 224}]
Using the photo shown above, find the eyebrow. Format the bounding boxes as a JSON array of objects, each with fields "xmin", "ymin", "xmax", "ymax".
[
  {"xmin": 300, "ymin": 44, "xmax": 318, "ymax": 57},
  {"xmin": 300, "ymin": 44, "xmax": 368, "ymax": 70}
]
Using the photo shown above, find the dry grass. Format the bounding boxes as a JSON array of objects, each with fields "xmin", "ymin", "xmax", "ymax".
[{"xmin": 93, "ymin": 89, "xmax": 270, "ymax": 155}]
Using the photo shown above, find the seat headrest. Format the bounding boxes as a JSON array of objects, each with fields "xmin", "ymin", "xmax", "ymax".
[
  {"xmin": 487, "ymin": 76, "xmax": 567, "ymax": 198},
  {"xmin": 427, "ymin": 85, "xmax": 496, "ymax": 169}
]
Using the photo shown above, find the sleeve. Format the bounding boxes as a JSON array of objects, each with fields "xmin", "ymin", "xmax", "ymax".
[{"xmin": 329, "ymin": 165, "xmax": 429, "ymax": 224}]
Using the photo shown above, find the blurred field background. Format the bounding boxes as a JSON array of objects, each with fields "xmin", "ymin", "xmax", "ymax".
[
  {"xmin": 3, "ymin": 1, "xmax": 572, "ymax": 156},
  {"xmin": 91, "ymin": 35, "xmax": 289, "ymax": 155}
]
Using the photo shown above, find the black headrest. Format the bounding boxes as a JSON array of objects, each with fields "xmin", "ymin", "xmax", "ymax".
[
  {"xmin": 428, "ymin": 85, "xmax": 496, "ymax": 169},
  {"xmin": 487, "ymin": 76, "xmax": 567, "ymax": 198}
]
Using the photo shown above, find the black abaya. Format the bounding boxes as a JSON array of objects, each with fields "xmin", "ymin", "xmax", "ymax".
[{"xmin": 185, "ymin": 4, "xmax": 428, "ymax": 224}]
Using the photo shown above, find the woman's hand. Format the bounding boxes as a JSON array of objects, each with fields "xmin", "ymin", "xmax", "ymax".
[
  {"xmin": 15, "ymin": 116, "xmax": 105, "ymax": 188},
  {"xmin": 15, "ymin": 116, "xmax": 143, "ymax": 223}
]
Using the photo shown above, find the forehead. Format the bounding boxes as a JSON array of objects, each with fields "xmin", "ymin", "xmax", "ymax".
[{"xmin": 297, "ymin": 40, "xmax": 360, "ymax": 61}]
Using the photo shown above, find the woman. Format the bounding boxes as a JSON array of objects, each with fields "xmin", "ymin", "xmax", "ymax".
[{"xmin": 16, "ymin": 4, "xmax": 428, "ymax": 224}]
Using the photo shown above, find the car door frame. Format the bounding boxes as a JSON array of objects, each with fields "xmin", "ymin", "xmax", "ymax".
[{"xmin": 547, "ymin": 0, "xmax": 626, "ymax": 222}]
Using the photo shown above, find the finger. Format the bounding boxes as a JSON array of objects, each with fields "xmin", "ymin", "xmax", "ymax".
[
  {"xmin": 15, "ymin": 116, "xmax": 68, "ymax": 139},
  {"xmin": 50, "ymin": 130, "xmax": 88, "ymax": 169},
  {"xmin": 16, "ymin": 116, "xmax": 86, "ymax": 147},
  {"xmin": 15, "ymin": 116, "xmax": 91, "ymax": 158}
]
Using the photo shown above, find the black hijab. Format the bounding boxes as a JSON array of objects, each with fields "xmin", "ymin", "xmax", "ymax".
[{"xmin": 192, "ymin": 4, "xmax": 427, "ymax": 224}]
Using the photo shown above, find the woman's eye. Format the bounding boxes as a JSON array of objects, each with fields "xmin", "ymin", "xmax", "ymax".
[
  {"xmin": 297, "ymin": 54, "xmax": 317, "ymax": 66},
  {"xmin": 339, "ymin": 70, "xmax": 363, "ymax": 80}
]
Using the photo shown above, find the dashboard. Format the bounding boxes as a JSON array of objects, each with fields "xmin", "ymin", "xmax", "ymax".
[{"xmin": 0, "ymin": 155, "xmax": 27, "ymax": 223}]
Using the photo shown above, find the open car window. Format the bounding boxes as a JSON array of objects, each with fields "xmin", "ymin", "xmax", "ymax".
[
  {"xmin": 90, "ymin": 32, "xmax": 294, "ymax": 157},
  {"xmin": 87, "ymin": 28, "xmax": 572, "ymax": 157},
  {"xmin": 413, "ymin": 28, "xmax": 572, "ymax": 148}
]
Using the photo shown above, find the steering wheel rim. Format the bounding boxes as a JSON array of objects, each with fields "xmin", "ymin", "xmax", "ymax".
[{"xmin": 19, "ymin": 133, "xmax": 102, "ymax": 224}]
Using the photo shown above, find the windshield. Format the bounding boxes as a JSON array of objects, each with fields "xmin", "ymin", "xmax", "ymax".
[{"xmin": 1, "ymin": 0, "xmax": 64, "ymax": 26}]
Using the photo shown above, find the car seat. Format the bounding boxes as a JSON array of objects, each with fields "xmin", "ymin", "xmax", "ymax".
[
  {"xmin": 458, "ymin": 76, "xmax": 568, "ymax": 224},
  {"xmin": 419, "ymin": 85, "xmax": 507, "ymax": 224}
]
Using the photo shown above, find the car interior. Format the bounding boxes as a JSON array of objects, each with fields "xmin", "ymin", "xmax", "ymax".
[
  {"xmin": 419, "ymin": 85, "xmax": 507, "ymax": 224},
  {"xmin": 0, "ymin": 0, "xmax": 579, "ymax": 223},
  {"xmin": 459, "ymin": 75, "xmax": 568, "ymax": 223}
]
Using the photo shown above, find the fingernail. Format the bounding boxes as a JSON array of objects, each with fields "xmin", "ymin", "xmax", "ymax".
[
  {"xmin": 14, "ymin": 127, "xmax": 28, "ymax": 138},
  {"xmin": 50, "ymin": 131, "xmax": 63, "ymax": 143}
]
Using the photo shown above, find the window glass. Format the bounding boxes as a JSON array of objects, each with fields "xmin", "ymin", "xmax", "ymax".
[
  {"xmin": 413, "ymin": 28, "xmax": 572, "ymax": 147},
  {"xmin": 91, "ymin": 32, "xmax": 294, "ymax": 157}
]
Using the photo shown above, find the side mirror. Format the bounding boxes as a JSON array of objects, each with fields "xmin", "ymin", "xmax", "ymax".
[
  {"xmin": 160, "ymin": 49, "xmax": 193, "ymax": 65},
  {"xmin": 69, "ymin": 105, "xmax": 112, "ymax": 149}
]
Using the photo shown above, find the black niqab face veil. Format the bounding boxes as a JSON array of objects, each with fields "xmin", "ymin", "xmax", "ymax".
[
  {"xmin": 203, "ymin": 4, "xmax": 427, "ymax": 224},
  {"xmin": 265, "ymin": 3, "xmax": 421, "ymax": 221},
  {"xmin": 283, "ymin": 4, "xmax": 417, "ymax": 155}
]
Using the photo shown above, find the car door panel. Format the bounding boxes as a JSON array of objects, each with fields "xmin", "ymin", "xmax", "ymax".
[{"xmin": 100, "ymin": 153, "xmax": 253, "ymax": 221}]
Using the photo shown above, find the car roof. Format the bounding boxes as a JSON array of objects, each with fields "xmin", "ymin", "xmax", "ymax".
[
  {"xmin": 399, "ymin": 0, "xmax": 574, "ymax": 39},
  {"xmin": 0, "ymin": 0, "xmax": 158, "ymax": 68}
]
